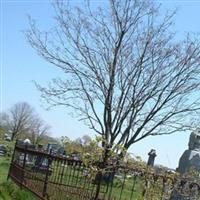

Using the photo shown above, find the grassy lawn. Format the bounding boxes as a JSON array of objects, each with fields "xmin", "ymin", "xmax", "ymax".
[
  {"xmin": 0, "ymin": 140, "xmax": 37, "ymax": 200},
  {"xmin": 0, "ymin": 157, "xmax": 10, "ymax": 183}
]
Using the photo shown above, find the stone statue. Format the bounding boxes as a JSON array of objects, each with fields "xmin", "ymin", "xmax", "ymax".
[
  {"xmin": 177, "ymin": 130, "xmax": 200, "ymax": 174},
  {"xmin": 188, "ymin": 131, "xmax": 200, "ymax": 151},
  {"xmin": 147, "ymin": 149, "xmax": 157, "ymax": 167}
]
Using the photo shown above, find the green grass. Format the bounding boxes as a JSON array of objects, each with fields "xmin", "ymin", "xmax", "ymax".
[
  {"xmin": 0, "ymin": 140, "xmax": 37, "ymax": 200},
  {"xmin": 0, "ymin": 157, "xmax": 10, "ymax": 183}
]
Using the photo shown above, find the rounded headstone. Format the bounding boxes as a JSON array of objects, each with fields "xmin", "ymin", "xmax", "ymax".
[{"xmin": 24, "ymin": 138, "xmax": 31, "ymax": 144}]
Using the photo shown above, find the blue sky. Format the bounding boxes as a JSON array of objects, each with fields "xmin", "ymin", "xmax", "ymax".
[{"xmin": 1, "ymin": 0, "xmax": 200, "ymax": 169}]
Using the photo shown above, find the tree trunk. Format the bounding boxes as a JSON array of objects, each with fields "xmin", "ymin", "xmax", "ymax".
[{"xmin": 11, "ymin": 132, "xmax": 15, "ymax": 141}]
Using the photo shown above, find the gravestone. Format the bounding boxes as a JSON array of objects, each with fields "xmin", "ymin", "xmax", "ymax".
[
  {"xmin": 0, "ymin": 145, "xmax": 7, "ymax": 156},
  {"xmin": 170, "ymin": 130, "xmax": 200, "ymax": 200},
  {"xmin": 57, "ymin": 147, "xmax": 65, "ymax": 155},
  {"xmin": 177, "ymin": 130, "xmax": 200, "ymax": 174},
  {"xmin": 47, "ymin": 143, "xmax": 57, "ymax": 154}
]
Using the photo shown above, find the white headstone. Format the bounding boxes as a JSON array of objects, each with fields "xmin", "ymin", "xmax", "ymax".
[{"xmin": 24, "ymin": 138, "xmax": 31, "ymax": 144}]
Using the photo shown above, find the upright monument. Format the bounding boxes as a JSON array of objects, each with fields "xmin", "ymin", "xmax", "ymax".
[
  {"xmin": 177, "ymin": 130, "xmax": 200, "ymax": 174},
  {"xmin": 147, "ymin": 149, "xmax": 157, "ymax": 167}
]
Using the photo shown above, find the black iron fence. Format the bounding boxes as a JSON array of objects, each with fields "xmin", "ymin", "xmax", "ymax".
[{"xmin": 8, "ymin": 143, "xmax": 200, "ymax": 200}]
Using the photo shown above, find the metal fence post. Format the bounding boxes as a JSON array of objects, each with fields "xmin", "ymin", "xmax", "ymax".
[
  {"xmin": 7, "ymin": 140, "xmax": 18, "ymax": 180},
  {"xmin": 21, "ymin": 144, "xmax": 28, "ymax": 188},
  {"xmin": 43, "ymin": 149, "xmax": 52, "ymax": 199}
]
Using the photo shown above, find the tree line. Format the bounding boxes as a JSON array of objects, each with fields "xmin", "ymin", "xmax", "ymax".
[{"xmin": 0, "ymin": 102, "xmax": 51, "ymax": 145}]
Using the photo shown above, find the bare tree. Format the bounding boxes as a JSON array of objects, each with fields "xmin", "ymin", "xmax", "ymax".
[
  {"xmin": 29, "ymin": 115, "xmax": 50, "ymax": 145},
  {"xmin": 60, "ymin": 136, "xmax": 71, "ymax": 147},
  {"xmin": 0, "ymin": 112, "xmax": 9, "ymax": 137},
  {"xmin": 0, "ymin": 112, "xmax": 9, "ymax": 129},
  {"xmin": 5, "ymin": 102, "xmax": 50, "ymax": 142},
  {"xmin": 25, "ymin": 0, "xmax": 200, "ymax": 160},
  {"xmin": 8, "ymin": 102, "xmax": 35, "ymax": 140}
]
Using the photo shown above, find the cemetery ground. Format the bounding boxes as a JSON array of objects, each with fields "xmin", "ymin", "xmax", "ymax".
[
  {"xmin": 1, "ymin": 138, "xmax": 200, "ymax": 199},
  {"xmin": 7, "ymin": 141, "xmax": 181, "ymax": 200},
  {"xmin": 0, "ymin": 140, "xmax": 36, "ymax": 200},
  {"xmin": 0, "ymin": 139, "xmax": 143, "ymax": 200}
]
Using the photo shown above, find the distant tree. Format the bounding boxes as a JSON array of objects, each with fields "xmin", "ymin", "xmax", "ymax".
[
  {"xmin": 60, "ymin": 136, "xmax": 71, "ymax": 147},
  {"xmin": 0, "ymin": 112, "xmax": 9, "ymax": 137},
  {"xmin": 82, "ymin": 135, "xmax": 92, "ymax": 146},
  {"xmin": 74, "ymin": 137, "xmax": 83, "ymax": 146},
  {"xmin": 59, "ymin": 135, "xmax": 92, "ymax": 154},
  {"xmin": 29, "ymin": 116, "xmax": 50, "ymax": 145},
  {"xmin": 7, "ymin": 102, "xmax": 35, "ymax": 140},
  {"xmin": 3, "ymin": 102, "xmax": 51, "ymax": 142},
  {"xmin": 26, "ymin": 0, "xmax": 200, "ymax": 162}
]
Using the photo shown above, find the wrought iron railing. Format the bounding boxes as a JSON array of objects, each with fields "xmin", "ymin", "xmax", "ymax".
[{"xmin": 8, "ymin": 143, "xmax": 200, "ymax": 200}]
